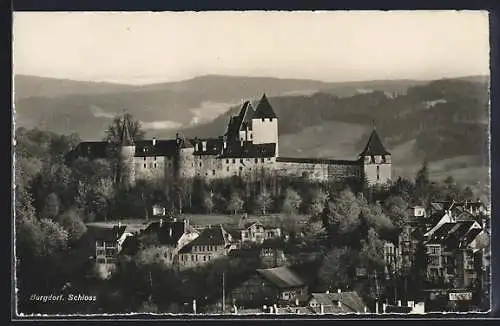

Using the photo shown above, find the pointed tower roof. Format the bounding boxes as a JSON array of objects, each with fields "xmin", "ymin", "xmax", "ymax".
[
  {"xmin": 359, "ymin": 128, "xmax": 390, "ymax": 157},
  {"xmin": 253, "ymin": 94, "xmax": 277, "ymax": 119},
  {"xmin": 120, "ymin": 117, "xmax": 134, "ymax": 146},
  {"xmin": 239, "ymin": 101, "xmax": 255, "ymax": 130}
]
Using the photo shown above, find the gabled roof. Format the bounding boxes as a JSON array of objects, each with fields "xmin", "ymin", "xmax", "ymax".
[
  {"xmin": 180, "ymin": 225, "xmax": 229, "ymax": 250},
  {"xmin": 178, "ymin": 137, "xmax": 194, "ymax": 149},
  {"xmin": 134, "ymin": 139, "xmax": 178, "ymax": 157},
  {"xmin": 239, "ymin": 101, "xmax": 255, "ymax": 130},
  {"xmin": 120, "ymin": 118, "xmax": 134, "ymax": 146},
  {"xmin": 310, "ymin": 292, "xmax": 368, "ymax": 313},
  {"xmin": 253, "ymin": 94, "xmax": 277, "ymax": 119},
  {"xmin": 92, "ymin": 225, "xmax": 128, "ymax": 242},
  {"xmin": 220, "ymin": 141, "xmax": 276, "ymax": 158},
  {"xmin": 359, "ymin": 129, "xmax": 390, "ymax": 157},
  {"xmin": 142, "ymin": 220, "xmax": 187, "ymax": 246},
  {"xmin": 242, "ymin": 221, "xmax": 263, "ymax": 229},
  {"xmin": 256, "ymin": 266, "xmax": 304, "ymax": 289},
  {"xmin": 191, "ymin": 138, "xmax": 224, "ymax": 156}
]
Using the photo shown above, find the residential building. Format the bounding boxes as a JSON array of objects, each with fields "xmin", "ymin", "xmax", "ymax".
[
  {"xmin": 239, "ymin": 221, "xmax": 282, "ymax": 244},
  {"xmin": 308, "ymin": 290, "xmax": 369, "ymax": 314},
  {"xmin": 230, "ymin": 266, "xmax": 308, "ymax": 306},
  {"xmin": 93, "ymin": 224, "xmax": 133, "ymax": 265}
]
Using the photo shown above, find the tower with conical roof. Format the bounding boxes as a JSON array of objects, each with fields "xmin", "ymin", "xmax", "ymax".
[
  {"xmin": 119, "ymin": 115, "xmax": 136, "ymax": 188},
  {"xmin": 359, "ymin": 125, "xmax": 392, "ymax": 186},
  {"xmin": 251, "ymin": 93, "xmax": 279, "ymax": 156}
]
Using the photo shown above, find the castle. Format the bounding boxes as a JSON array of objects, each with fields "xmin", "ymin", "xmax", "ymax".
[{"xmin": 71, "ymin": 94, "xmax": 392, "ymax": 189}]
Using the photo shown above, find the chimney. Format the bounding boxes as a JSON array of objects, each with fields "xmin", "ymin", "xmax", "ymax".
[
  {"xmin": 364, "ymin": 306, "xmax": 368, "ymax": 313},
  {"xmin": 192, "ymin": 299, "xmax": 197, "ymax": 314},
  {"xmin": 375, "ymin": 301, "xmax": 379, "ymax": 314},
  {"xmin": 152, "ymin": 137, "xmax": 157, "ymax": 146},
  {"xmin": 274, "ymin": 304, "xmax": 278, "ymax": 314},
  {"xmin": 160, "ymin": 218, "xmax": 163, "ymax": 227},
  {"xmin": 397, "ymin": 300, "xmax": 401, "ymax": 307},
  {"xmin": 169, "ymin": 227, "xmax": 173, "ymax": 237},
  {"xmin": 337, "ymin": 300, "xmax": 341, "ymax": 308},
  {"xmin": 295, "ymin": 298, "xmax": 299, "ymax": 306},
  {"xmin": 233, "ymin": 305, "xmax": 238, "ymax": 314},
  {"xmin": 202, "ymin": 141, "xmax": 207, "ymax": 151},
  {"xmin": 118, "ymin": 222, "xmax": 121, "ymax": 228}
]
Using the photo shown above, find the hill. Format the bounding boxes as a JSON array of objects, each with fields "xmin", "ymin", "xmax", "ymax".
[{"xmin": 14, "ymin": 74, "xmax": 429, "ymax": 140}]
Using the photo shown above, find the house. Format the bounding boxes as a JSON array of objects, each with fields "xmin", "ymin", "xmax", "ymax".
[
  {"xmin": 230, "ymin": 266, "xmax": 308, "ymax": 307},
  {"xmin": 140, "ymin": 218, "xmax": 199, "ymax": 251},
  {"xmin": 93, "ymin": 224, "xmax": 133, "ymax": 265},
  {"xmin": 260, "ymin": 239, "xmax": 287, "ymax": 268},
  {"xmin": 239, "ymin": 221, "xmax": 282, "ymax": 244},
  {"xmin": 308, "ymin": 290, "xmax": 369, "ymax": 314},
  {"xmin": 382, "ymin": 300, "xmax": 425, "ymax": 314},
  {"xmin": 176, "ymin": 225, "xmax": 234, "ymax": 270},
  {"xmin": 424, "ymin": 220, "xmax": 486, "ymax": 288}
]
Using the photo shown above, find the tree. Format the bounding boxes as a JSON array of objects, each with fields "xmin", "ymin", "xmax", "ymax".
[
  {"xmin": 57, "ymin": 208, "xmax": 87, "ymax": 244},
  {"xmin": 384, "ymin": 195, "xmax": 409, "ymax": 229},
  {"xmin": 324, "ymin": 188, "xmax": 361, "ymax": 235},
  {"xmin": 415, "ymin": 159, "xmax": 430, "ymax": 205},
  {"xmin": 359, "ymin": 228, "xmax": 385, "ymax": 272},
  {"xmin": 282, "ymin": 188, "xmax": 302, "ymax": 216},
  {"xmin": 41, "ymin": 193, "xmax": 61, "ymax": 220},
  {"xmin": 203, "ymin": 191, "xmax": 215, "ymax": 214},
  {"xmin": 307, "ymin": 188, "xmax": 328, "ymax": 219},
  {"xmin": 255, "ymin": 189, "xmax": 273, "ymax": 215},
  {"xmin": 104, "ymin": 112, "xmax": 146, "ymax": 144},
  {"xmin": 301, "ymin": 221, "xmax": 327, "ymax": 250},
  {"xmin": 317, "ymin": 247, "xmax": 358, "ymax": 291},
  {"xmin": 227, "ymin": 192, "xmax": 244, "ymax": 215}
]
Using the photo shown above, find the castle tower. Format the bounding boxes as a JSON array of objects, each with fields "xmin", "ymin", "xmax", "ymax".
[
  {"xmin": 359, "ymin": 126, "xmax": 392, "ymax": 186},
  {"xmin": 175, "ymin": 133, "xmax": 195, "ymax": 179},
  {"xmin": 251, "ymin": 94, "xmax": 279, "ymax": 156},
  {"xmin": 119, "ymin": 116, "xmax": 136, "ymax": 189}
]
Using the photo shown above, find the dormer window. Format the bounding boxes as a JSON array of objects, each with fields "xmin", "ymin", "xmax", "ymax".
[{"xmin": 262, "ymin": 118, "xmax": 265, "ymax": 122}]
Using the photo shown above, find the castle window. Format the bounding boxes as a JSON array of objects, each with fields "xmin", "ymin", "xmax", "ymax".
[
  {"xmin": 226, "ymin": 167, "xmax": 229, "ymax": 172},
  {"xmin": 255, "ymin": 158, "xmax": 258, "ymax": 163},
  {"xmin": 199, "ymin": 162, "xmax": 202, "ymax": 167},
  {"xmin": 262, "ymin": 118, "xmax": 265, "ymax": 122},
  {"xmin": 232, "ymin": 159, "xmax": 236, "ymax": 164},
  {"xmin": 212, "ymin": 170, "xmax": 216, "ymax": 175},
  {"xmin": 154, "ymin": 156, "xmax": 157, "ymax": 161},
  {"xmin": 261, "ymin": 158, "xmax": 265, "ymax": 163},
  {"xmin": 377, "ymin": 165, "xmax": 380, "ymax": 181},
  {"xmin": 144, "ymin": 164, "xmax": 146, "ymax": 168},
  {"xmin": 270, "ymin": 118, "xmax": 273, "ymax": 122},
  {"xmin": 154, "ymin": 163, "xmax": 157, "ymax": 168},
  {"xmin": 144, "ymin": 157, "xmax": 146, "ymax": 161},
  {"xmin": 203, "ymin": 256, "xmax": 207, "ymax": 262},
  {"xmin": 226, "ymin": 159, "xmax": 229, "ymax": 164},
  {"xmin": 240, "ymin": 159, "xmax": 243, "ymax": 164},
  {"xmin": 239, "ymin": 167, "xmax": 243, "ymax": 172}
]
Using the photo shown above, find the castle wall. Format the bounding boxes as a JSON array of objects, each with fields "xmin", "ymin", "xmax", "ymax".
[
  {"xmin": 275, "ymin": 161, "xmax": 362, "ymax": 182},
  {"xmin": 134, "ymin": 156, "xmax": 168, "ymax": 181},
  {"xmin": 179, "ymin": 148, "xmax": 196, "ymax": 178}
]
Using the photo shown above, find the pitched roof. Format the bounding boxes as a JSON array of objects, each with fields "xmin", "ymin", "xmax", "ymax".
[
  {"xmin": 92, "ymin": 225, "xmax": 128, "ymax": 242},
  {"xmin": 120, "ymin": 118, "xmax": 134, "ymax": 146},
  {"xmin": 240, "ymin": 102, "xmax": 255, "ymax": 129},
  {"xmin": 191, "ymin": 138, "xmax": 224, "ymax": 156},
  {"xmin": 426, "ymin": 220, "xmax": 480, "ymax": 248},
  {"xmin": 179, "ymin": 225, "xmax": 229, "ymax": 251},
  {"xmin": 253, "ymin": 94, "xmax": 277, "ymax": 119},
  {"xmin": 310, "ymin": 292, "xmax": 368, "ymax": 313},
  {"xmin": 142, "ymin": 220, "xmax": 187, "ymax": 246},
  {"xmin": 220, "ymin": 141, "xmax": 276, "ymax": 158},
  {"xmin": 359, "ymin": 129, "xmax": 390, "ymax": 156},
  {"xmin": 256, "ymin": 266, "xmax": 304, "ymax": 289},
  {"xmin": 134, "ymin": 139, "xmax": 178, "ymax": 157}
]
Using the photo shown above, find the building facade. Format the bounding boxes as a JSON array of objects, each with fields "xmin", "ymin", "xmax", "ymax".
[{"xmin": 69, "ymin": 94, "xmax": 392, "ymax": 189}]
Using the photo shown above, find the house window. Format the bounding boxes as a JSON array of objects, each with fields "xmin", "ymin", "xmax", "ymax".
[
  {"xmin": 270, "ymin": 118, "xmax": 273, "ymax": 122},
  {"xmin": 96, "ymin": 258, "xmax": 105, "ymax": 264},
  {"xmin": 429, "ymin": 256, "xmax": 441, "ymax": 267},
  {"xmin": 239, "ymin": 167, "xmax": 243, "ymax": 172},
  {"xmin": 191, "ymin": 255, "xmax": 195, "ymax": 261},
  {"xmin": 428, "ymin": 246, "xmax": 440, "ymax": 255}
]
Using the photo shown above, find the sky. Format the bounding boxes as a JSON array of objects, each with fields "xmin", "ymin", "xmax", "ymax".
[{"xmin": 13, "ymin": 11, "xmax": 490, "ymax": 85}]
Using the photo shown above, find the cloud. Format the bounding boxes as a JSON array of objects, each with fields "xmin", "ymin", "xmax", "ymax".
[
  {"xmin": 142, "ymin": 120, "xmax": 183, "ymax": 130},
  {"xmin": 89, "ymin": 104, "xmax": 115, "ymax": 118}
]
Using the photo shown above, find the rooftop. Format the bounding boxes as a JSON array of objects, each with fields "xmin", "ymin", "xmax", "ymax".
[{"xmin": 256, "ymin": 266, "xmax": 305, "ymax": 289}]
